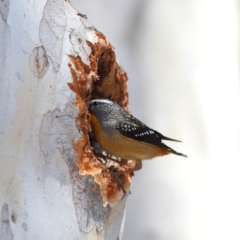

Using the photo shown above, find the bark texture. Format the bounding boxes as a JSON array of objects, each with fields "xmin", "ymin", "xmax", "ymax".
[{"xmin": 0, "ymin": 0, "xmax": 132, "ymax": 239}]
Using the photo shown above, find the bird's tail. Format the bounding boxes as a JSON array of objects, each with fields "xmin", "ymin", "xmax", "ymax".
[
  {"xmin": 170, "ymin": 149, "xmax": 187, "ymax": 157},
  {"xmin": 160, "ymin": 134, "xmax": 182, "ymax": 142},
  {"xmin": 161, "ymin": 142, "xmax": 187, "ymax": 157}
]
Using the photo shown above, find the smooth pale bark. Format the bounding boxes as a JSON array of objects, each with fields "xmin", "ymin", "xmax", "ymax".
[{"xmin": 0, "ymin": 0, "xmax": 128, "ymax": 239}]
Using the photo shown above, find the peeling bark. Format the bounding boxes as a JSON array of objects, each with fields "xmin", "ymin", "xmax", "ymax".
[{"xmin": 0, "ymin": 0, "xmax": 132, "ymax": 239}]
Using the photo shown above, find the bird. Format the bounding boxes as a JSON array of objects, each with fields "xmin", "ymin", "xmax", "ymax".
[{"xmin": 88, "ymin": 99, "xmax": 187, "ymax": 171}]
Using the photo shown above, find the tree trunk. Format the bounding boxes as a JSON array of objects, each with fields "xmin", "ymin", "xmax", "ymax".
[{"xmin": 0, "ymin": 0, "xmax": 131, "ymax": 239}]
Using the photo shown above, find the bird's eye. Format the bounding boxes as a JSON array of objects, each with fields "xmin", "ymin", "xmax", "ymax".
[{"xmin": 92, "ymin": 101, "xmax": 98, "ymax": 106}]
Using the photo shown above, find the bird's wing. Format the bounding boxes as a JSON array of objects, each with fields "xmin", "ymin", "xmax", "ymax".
[
  {"xmin": 116, "ymin": 114, "xmax": 181, "ymax": 144},
  {"xmin": 116, "ymin": 114, "xmax": 187, "ymax": 157},
  {"xmin": 116, "ymin": 115, "xmax": 187, "ymax": 157}
]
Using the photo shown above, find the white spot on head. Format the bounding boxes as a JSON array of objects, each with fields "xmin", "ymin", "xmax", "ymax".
[{"xmin": 90, "ymin": 99, "xmax": 114, "ymax": 105}]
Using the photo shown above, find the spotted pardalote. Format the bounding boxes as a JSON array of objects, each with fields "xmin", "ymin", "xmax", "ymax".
[{"xmin": 89, "ymin": 99, "xmax": 187, "ymax": 171}]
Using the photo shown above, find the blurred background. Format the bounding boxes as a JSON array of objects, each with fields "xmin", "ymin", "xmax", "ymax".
[{"xmin": 71, "ymin": 1, "xmax": 240, "ymax": 239}]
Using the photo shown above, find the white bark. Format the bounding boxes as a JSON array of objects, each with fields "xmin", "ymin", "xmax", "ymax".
[{"xmin": 0, "ymin": 0, "xmax": 128, "ymax": 239}]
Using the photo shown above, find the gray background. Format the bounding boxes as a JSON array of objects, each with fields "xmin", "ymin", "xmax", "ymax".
[{"xmin": 71, "ymin": 1, "xmax": 240, "ymax": 240}]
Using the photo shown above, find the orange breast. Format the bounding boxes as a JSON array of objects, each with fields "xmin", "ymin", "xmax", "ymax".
[
  {"xmin": 90, "ymin": 114, "xmax": 101, "ymax": 136},
  {"xmin": 90, "ymin": 114, "xmax": 171, "ymax": 160},
  {"xmin": 105, "ymin": 133, "xmax": 171, "ymax": 160}
]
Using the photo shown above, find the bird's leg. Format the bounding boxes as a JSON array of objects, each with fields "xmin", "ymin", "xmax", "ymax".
[
  {"xmin": 94, "ymin": 151, "xmax": 142, "ymax": 197},
  {"xmin": 93, "ymin": 151, "xmax": 122, "ymax": 165},
  {"xmin": 93, "ymin": 150, "xmax": 142, "ymax": 173},
  {"xmin": 95, "ymin": 153, "xmax": 130, "ymax": 197},
  {"xmin": 113, "ymin": 159, "xmax": 142, "ymax": 174},
  {"xmin": 93, "ymin": 151, "xmax": 108, "ymax": 165}
]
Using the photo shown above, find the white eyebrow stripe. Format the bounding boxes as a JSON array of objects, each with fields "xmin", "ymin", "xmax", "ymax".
[{"xmin": 90, "ymin": 99, "xmax": 114, "ymax": 105}]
